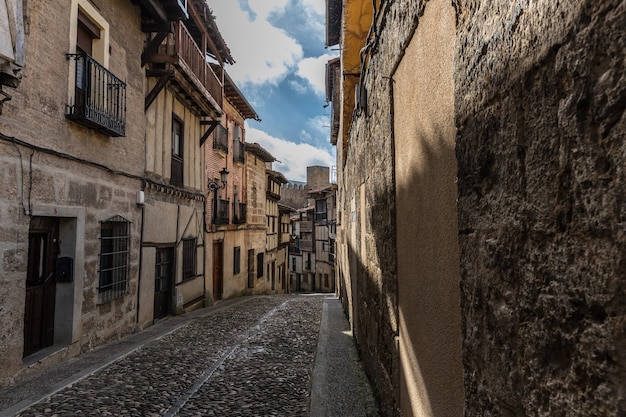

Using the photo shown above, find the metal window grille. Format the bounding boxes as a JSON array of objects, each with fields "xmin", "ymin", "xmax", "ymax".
[
  {"xmin": 182, "ymin": 238, "xmax": 196, "ymax": 280},
  {"xmin": 98, "ymin": 216, "xmax": 130, "ymax": 303}
]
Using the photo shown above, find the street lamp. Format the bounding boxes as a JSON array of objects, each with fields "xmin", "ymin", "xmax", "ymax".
[{"xmin": 208, "ymin": 167, "xmax": 229, "ymax": 192}]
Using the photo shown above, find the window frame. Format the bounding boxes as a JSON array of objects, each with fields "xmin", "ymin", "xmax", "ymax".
[
  {"xmin": 182, "ymin": 237, "xmax": 197, "ymax": 281},
  {"xmin": 171, "ymin": 115, "xmax": 184, "ymax": 187},
  {"xmin": 98, "ymin": 216, "xmax": 131, "ymax": 304}
]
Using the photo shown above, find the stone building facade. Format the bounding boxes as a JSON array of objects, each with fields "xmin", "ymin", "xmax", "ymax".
[
  {"xmin": 0, "ymin": 0, "xmax": 155, "ymax": 386},
  {"xmin": 329, "ymin": 0, "xmax": 625, "ymax": 416}
]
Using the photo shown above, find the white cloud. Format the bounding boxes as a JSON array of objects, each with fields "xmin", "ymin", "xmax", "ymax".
[
  {"xmin": 211, "ymin": 1, "xmax": 302, "ymax": 86},
  {"xmin": 302, "ymin": 0, "xmax": 325, "ymax": 16},
  {"xmin": 296, "ymin": 53, "xmax": 338, "ymax": 97},
  {"xmin": 245, "ymin": 126, "xmax": 335, "ymax": 182},
  {"xmin": 306, "ymin": 114, "xmax": 330, "ymax": 137},
  {"xmin": 247, "ymin": 0, "xmax": 289, "ymax": 19}
]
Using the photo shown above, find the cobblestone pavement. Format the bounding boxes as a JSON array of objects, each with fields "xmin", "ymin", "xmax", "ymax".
[{"xmin": 13, "ymin": 295, "xmax": 325, "ymax": 417}]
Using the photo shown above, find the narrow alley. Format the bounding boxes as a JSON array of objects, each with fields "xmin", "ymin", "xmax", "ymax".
[{"xmin": 0, "ymin": 295, "xmax": 378, "ymax": 417}]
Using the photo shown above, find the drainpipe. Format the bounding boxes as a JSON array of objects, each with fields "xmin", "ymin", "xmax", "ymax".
[{"xmin": 136, "ymin": 201, "xmax": 145, "ymax": 326}]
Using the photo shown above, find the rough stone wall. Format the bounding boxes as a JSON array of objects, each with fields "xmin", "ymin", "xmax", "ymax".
[
  {"xmin": 280, "ymin": 183, "xmax": 308, "ymax": 210},
  {"xmin": 338, "ymin": 1, "xmax": 423, "ymax": 414},
  {"xmin": 455, "ymin": 0, "xmax": 626, "ymax": 415},
  {"xmin": 306, "ymin": 166, "xmax": 330, "ymax": 190}
]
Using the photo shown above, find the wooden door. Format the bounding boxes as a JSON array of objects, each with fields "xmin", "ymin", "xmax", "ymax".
[
  {"xmin": 213, "ymin": 241, "xmax": 223, "ymax": 300},
  {"xmin": 24, "ymin": 217, "xmax": 59, "ymax": 357},
  {"xmin": 154, "ymin": 247, "xmax": 174, "ymax": 321}
]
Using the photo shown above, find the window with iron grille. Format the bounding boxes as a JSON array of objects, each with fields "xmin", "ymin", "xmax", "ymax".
[
  {"xmin": 98, "ymin": 216, "xmax": 130, "ymax": 303},
  {"xmin": 182, "ymin": 238, "xmax": 196, "ymax": 280},
  {"xmin": 233, "ymin": 246, "xmax": 241, "ymax": 275}
]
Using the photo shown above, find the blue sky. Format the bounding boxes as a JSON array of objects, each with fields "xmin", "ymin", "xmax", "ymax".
[{"xmin": 210, "ymin": 0, "xmax": 337, "ymax": 182}]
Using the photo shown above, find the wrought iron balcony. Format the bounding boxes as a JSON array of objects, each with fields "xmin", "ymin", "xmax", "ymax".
[
  {"xmin": 66, "ymin": 53, "xmax": 126, "ymax": 137},
  {"xmin": 233, "ymin": 140, "xmax": 245, "ymax": 163},
  {"xmin": 213, "ymin": 198, "xmax": 229, "ymax": 225},
  {"xmin": 213, "ymin": 124, "xmax": 228, "ymax": 153},
  {"xmin": 233, "ymin": 202, "xmax": 246, "ymax": 224}
]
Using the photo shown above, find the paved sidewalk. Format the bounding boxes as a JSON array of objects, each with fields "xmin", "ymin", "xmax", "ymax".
[{"xmin": 0, "ymin": 294, "xmax": 378, "ymax": 417}]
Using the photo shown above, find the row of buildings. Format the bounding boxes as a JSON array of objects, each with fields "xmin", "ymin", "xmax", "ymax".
[
  {"xmin": 325, "ymin": 0, "xmax": 625, "ymax": 416},
  {"xmin": 0, "ymin": 0, "xmax": 335, "ymax": 386}
]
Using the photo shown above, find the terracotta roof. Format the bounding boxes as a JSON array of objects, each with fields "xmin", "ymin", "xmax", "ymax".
[
  {"xmin": 278, "ymin": 203, "xmax": 297, "ymax": 213},
  {"xmin": 245, "ymin": 142, "xmax": 275, "ymax": 162},
  {"xmin": 219, "ymin": 68, "xmax": 260, "ymax": 121},
  {"xmin": 267, "ymin": 169, "xmax": 289, "ymax": 184},
  {"xmin": 307, "ymin": 184, "xmax": 334, "ymax": 195}
]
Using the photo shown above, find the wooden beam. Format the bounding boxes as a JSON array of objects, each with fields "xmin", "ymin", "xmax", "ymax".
[
  {"xmin": 141, "ymin": 29, "xmax": 170, "ymax": 67},
  {"xmin": 200, "ymin": 121, "xmax": 220, "ymax": 147},
  {"xmin": 141, "ymin": 22, "xmax": 172, "ymax": 33},
  {"xmin": 145, "ymin": 73, "xmax": 171, "ymax": 110}
]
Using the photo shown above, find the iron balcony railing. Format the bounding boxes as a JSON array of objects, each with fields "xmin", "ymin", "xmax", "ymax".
[
  {"xmin": 66, "ymin": 53, "xmax": 126, "ymax": 137},
  {"xmin": 233, "ymin": 202, "xmax": 246, "ymax": 224},
  {"xmin": 213, "ymin": 125, "xmax": 228, "ymax": 153},
  {"xmin": 214, "ymin": 198, "xmax": 230, "ymax": 225},
  {"xmin": 233, "ymin": 140, "xmax": 245, "ymax": 163}
]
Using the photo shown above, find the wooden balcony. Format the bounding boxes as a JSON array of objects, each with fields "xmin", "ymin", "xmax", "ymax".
[
  {"xmin": 152, "ymin": 21, "xmax": 223, "ymax": 114},
  {"xmin": 300, "ymin": 221, "xmax": 313, "ymax": 233},
  {"xmin": 299, "ymin": 239, "xmax": 313, "ymax": 252}
]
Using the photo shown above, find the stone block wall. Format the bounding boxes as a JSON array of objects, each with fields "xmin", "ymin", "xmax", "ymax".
[
  {"xmin": 455, "ymin": 0, "xmax": 626, "ymax": 415},
  {"xmin": 338, "ymin": 0, "xmax": 625, "ymax": 415}
]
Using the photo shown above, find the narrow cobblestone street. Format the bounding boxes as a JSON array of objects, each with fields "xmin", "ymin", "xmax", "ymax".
[{"xmin": 1, "ymin": 295, "xmax": 378, "ymax": 417}]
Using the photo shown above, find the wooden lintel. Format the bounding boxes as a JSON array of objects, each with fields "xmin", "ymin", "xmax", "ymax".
[
  {"xmin": 145, "ymin": 74, "xmax": 171, "ymax": 110},
  {"xmin": 141, "ymin": 29, "xmax": 170, "ymax": 67},
  {"xmin": 200, "ymin": 122, "xmax": 219, "ymax": 147},
  {"xmin": 146, "ymin": 68, "xmax": 174, "ymax": 78}
]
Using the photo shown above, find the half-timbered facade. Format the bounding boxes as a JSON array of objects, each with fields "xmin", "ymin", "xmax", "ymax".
[{"xmin": 138, "ymin": 0, "xmax": 233, "ymax": 325}]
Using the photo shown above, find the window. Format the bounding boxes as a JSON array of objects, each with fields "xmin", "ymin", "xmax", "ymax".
[
  {"xmin": 99, "ymin": 216, "xmax": 130, "ymax": 303},
  {"xmin": 257, "ymin": 252, "xmax": 264, "ymax": 278},
  {"xmin": 171, "ymin": 116, "xmax": 184, "ymax": 187},
  {"xmin": 315, "ymin": 199, "xmax": 327, "ymax": 221},
  {"xmin": 291, "ymin": 257, "xmax": 296, "ymax": 272},
  {"xmin": 233, "ymin": 246, "xmax": 241, "ymax": 275},
  {"xmin": 182, "ymin": 238, "xmax": 196, "ymax": 280}
]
